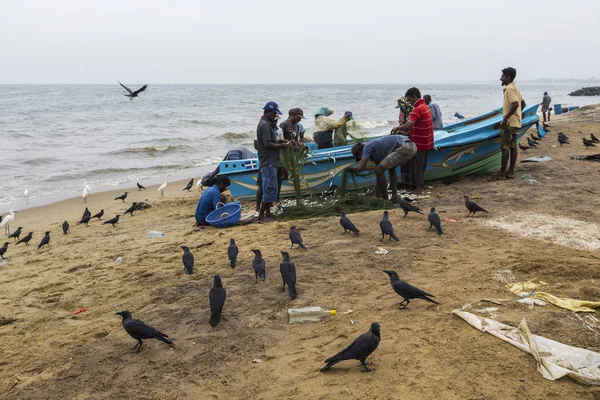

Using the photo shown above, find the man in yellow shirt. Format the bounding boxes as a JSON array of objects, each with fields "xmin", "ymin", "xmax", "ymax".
[{"xmin": 490, "ymin": 67, "xmax": 526, "ymax": 180}]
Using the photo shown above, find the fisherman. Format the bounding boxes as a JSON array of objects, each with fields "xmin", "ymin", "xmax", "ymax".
[
  {"xmin": 312, "ymin": 107, "xmax": 352, "ymax": 149},
  {"xmin": 488, "ymin": 67, "xmax": 526, "ymax": 181},
  {"xmin": 541, "ymin": 91, "xmax": 552, "ymax": 122},
  {"xmin": 392, "ymin": 87, "xmax": 434, "ymax": 195},
  {"xmin": 194, "ymin": 175, "xmax": 231, "ymax": 226},
  {"xmin": 333, "ymin": 111, "xmax": 354, "ymax": 147},
  {"xmin": 279, "ymin": 108, "xmax": 306, "ymax": 143},
  {"xmin": 255, "ymin": 101, "xmax": 290, "ymax": 223},
  {"xmin": 424, "ymin": 94, "xmax": 443, "ymax": 130},
  {"xmin": 347, "ymin": 135, "xmax": 417, "ymax": 201}
]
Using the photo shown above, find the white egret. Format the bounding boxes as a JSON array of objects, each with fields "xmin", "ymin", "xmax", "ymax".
[
  {"xmin": 24, "ymin": 185, "xmax": 29, "ymax": 204},
  {"xmin": 196, "ymin": 178, "xmax": 203, "ymax": 191},
  {"xmin": 0, "ymin": 209, "xmax": 17, "ymax": 235},
  {"xmin": 82, "ymin": 182, "xmax": 91, "ymax": 203},
  {"xmin": 158, "ymin": 175, "xmax": 170, "ymax": 198}
]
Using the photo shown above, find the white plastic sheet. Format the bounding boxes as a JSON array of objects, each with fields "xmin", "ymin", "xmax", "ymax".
[{"xmin": 453, "ymin": 310, "xmax": 600, "ymax": 385}]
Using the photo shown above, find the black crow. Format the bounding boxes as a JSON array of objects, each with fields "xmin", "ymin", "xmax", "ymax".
[
  {"xmin": 251, "ymin": 249, "xmax": 266, "ymax": 283},
  {"xmin": 16, "ymin": 232, "xmax": 32, "ymax": 246},
  {"xmin": 428, "ymin": 207, "xmax": 443, "ymax": 235},
  {"xmin": 0, "ymin": 242, "xmax": 8, "ymax": 259},
  {"xmin": 464, "ymin": 195, "xmax": 489, "ymax": 217},
  {"xmin": 527, "ymin": 137, "xmax": 539, "ymax": 148},
  {"xmin": 383, "ymin": 270, "xmax": 439, "ymax": 309},
  {"xmin": 114, "ymin": 192, "xmax": 128, "ymax": 202},
  {"xmin": 379, "ymin": 211, "xmax": 399, "ymax": 241},
  {"xmin": 181, "ymin": 246, "xmax": 194, "ymax": 275},
  {"xmin": 91, "ymin": 209, "xmax": 104, "ymax": 220},
  {"xmin": 280, "ymin": 251, "xmax": 297, "ymax": 300},
  {"xmin": 77, "ymin": 215, "xmax": 91, "ymax": 226},
  {"xmin": 209, "ymin": 275, "xmax": 226, "ymax": 327},
  {"xmin": 320, "ymin": 323, "xmax": 381, "ymax": 372},
  {"xmin": 137, "ymin": 182, "xmax": 146, "ymax": 191},
  {"xmin": 119, "ymin": 82, "xmax": 148, "ymax": 100},
  {"xmin": 591, "ymin": 133, "xmax": 599, "ymax": 143},
  {"xmin": 289, "ymin": 226, "xmax": 307, "ymax": 249},
  {"xmin": 518, "ymin": 143, "xmax": 530, "ymax": 153},
  {"xmin": 115, "ymin": 311, "xmax": 172, "ymax": 352},
  {"xmin": 228, "ymin": 238, "xmax": 238, "ymax": 268},
  {"xmin": 62, "ymin": 221, "xmax": 70, "ymax": 235},
  {"xmin": 396, "ymin": 198, "xmax": 424, "ymax": 218},
  {"xmin": 340, "ymin": 210, "xmax": 360, "ymax": 234},
  {"xmin": 124, "ymin": 202, "xmax": 138, "ymax": 216},
  {"xmin": 583, "ymin": 138, "xmax": 597, "ymax": 149},
  {"xmin": 8, "ymin": 227, "xmax": 22, "ymax": 241},
  {"xmin": 182, "ymin": 178, "xmax": 194, "ymax": 191},
  {"xmin": 103, "ymin": 215, "xmax": 120, "ymax": 227},
  {"xmin": 82, "ymin": 207, "xmax": 91, "ymax": 220},
  {"xmin": 37, "ymin": 231, "xmax": 50, "ymax": 249}
]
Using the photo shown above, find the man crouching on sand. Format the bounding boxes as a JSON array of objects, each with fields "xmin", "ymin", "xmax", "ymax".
[
  {"xmin": 195, "ymin": 175, "xmax": 230, "ymax": 226},
  {"xmin": 347, "ymin": 135, "xmax": 417, "ymax": 201}
]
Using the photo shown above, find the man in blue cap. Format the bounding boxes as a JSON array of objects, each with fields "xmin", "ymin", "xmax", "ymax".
[{"xmin": 256, "ymin": 101, "xmax": 290, "ymax": 223}]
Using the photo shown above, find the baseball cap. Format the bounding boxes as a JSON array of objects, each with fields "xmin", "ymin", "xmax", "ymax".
[
  {"xmin": 263, "ymin": 101, "xmax": 283, "ymax": 115},
  {"xmin": 544, "ymin": 91, "xmax": 548, "ymax": 95},
  {"xmin": 289, "ymin": 108, "xmax": 305, "ymax": 119}
]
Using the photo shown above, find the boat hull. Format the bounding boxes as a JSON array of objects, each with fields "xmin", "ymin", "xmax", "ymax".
[{"xmin": 221, "ymin": 105, "xmax": 540, "ymax": 200}]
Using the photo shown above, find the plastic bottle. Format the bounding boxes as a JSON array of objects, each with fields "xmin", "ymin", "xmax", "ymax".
[
  {"xmin": 288, "ymin": 307, "xmax": 336, "ymax": 324},
  {"xmin": 147, "ymin": 231, "xmax": 165, "ymax": 238}
]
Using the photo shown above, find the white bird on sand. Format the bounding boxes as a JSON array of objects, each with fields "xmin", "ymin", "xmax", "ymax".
[
  {"xmin": 1, "ymin": 209, "xmax": 17, "ymax": 235},
  {"xmin": 82, "ymin": 182, "xmax": 90, "ymax": 204},
  {"xmin": 158, "ymin": 175, "xmax": 170, "ymax": 198},
  {"xmin": 24, "ymin": 186, "xmax": 29, "ymax": 204},
  {"xmin": 196, "ymin": 178, "xmax": 203, "ymax": 191}
]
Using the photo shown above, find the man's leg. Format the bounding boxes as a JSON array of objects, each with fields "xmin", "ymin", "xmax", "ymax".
[
  {"xmin": 375, "ymin": 169, "xmax": 388, "ymax": 200},
  {"xmin": 506, "ymin": 128, "xmax": 518, "ymax": 178},
  {"xmin": 543, "ymin": 111, "xmax": 547, "ymax": 122},
  {"xmin": 413, "ymin": 151, "xmax": 428, "ymax": 195},
  {"xmin": 255, "ymin": 170, "xmax": 262, "ymax": 212},
  {"xmin": 259, "ymin": 166, "xmax": 277, "ymax": 222}
]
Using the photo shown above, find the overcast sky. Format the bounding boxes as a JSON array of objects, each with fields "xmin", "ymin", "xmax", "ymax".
[{"xmin": 2, "ymin": 0, "xmax": 599, "ymax": 84}]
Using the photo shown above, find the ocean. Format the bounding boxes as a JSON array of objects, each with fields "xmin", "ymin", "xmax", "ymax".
[{"xmin": 0, "ymin": 83, "xmax": 596, "ymax": 213}]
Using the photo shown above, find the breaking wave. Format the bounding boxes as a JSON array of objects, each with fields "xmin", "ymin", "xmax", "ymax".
[
  {"xmin": 109, "ymin": 145, "xmax": 191, "ymax": 156},
  {"xmin": 218, "ymin": 131, "xmax": 253, "ymax": 140}
]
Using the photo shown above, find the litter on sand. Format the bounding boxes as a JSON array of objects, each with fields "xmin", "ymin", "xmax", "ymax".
[
  {"xmin": 533, "ymin": 292, "xmax": 600, "ymax": 313},
  {"xmin": 375, "ymin": 247, "xmax": 389, "ymax": 255},
  {"xmin": 520, "ymin": 156, "xmax": 552, "ymax": 163},
  {"xmin": 453, "ymin": 310, "xmax": 600, "ymax": 385},
  {"xmin": 443, "ymin": 217, "xmax": 458, "ymax": 223},
  {"xmin": 516, "ymin": 298, "xmax": 547, "ymax": 307}
]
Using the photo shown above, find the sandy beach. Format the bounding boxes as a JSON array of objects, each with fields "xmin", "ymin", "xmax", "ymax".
[{"xmin": 1, "ymin": 106, "xmax": 600, "ymax": 399}]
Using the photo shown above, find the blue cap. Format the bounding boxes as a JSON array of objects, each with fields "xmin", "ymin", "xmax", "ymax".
[
  {"xmin": 263, "ymin": 101, "xmax": 282, "ymax": 115},
  {"xmin": 544, "ymin": 92, "xmax": 548, "ymax": 95}
]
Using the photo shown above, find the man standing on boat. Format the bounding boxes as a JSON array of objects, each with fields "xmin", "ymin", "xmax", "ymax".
[
  {"xmin": 424, "ymin": 95, "xmax": 443, "ymax": 130},
  {"xmin": 312, "ymin": 107, "xmax": 352, "ymax": 149},
  {"xmin": 489, "ymin": 67, "xmax": 526, "ymax": 181},
  {"xmin": 391, "ymin": 87, "xmax": 434, "ymax": 195},
  {"xmin": 541, "ymin": 92, "xmax": 551, "ymax": 122},
  {"xmin": 279, "ymin": 108, "xmax": 306, "ymax": 143},
  {"xmin": 256, "ymin": 101, "xmax": 290, "ymax": 223},
  {"xmin": 347, "ymin": 135, "xmax": 417, "ymax": 201}
]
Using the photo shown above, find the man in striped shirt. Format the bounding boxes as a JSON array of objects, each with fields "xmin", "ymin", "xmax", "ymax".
[{"xmin": 392, "ymin": 87, "xmax": 434, "ymax": 195}]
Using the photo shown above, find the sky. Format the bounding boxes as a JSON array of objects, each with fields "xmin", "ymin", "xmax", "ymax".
[{"xmin": 1, "ymin": 0, "xmax": 599, "ymax": 84}]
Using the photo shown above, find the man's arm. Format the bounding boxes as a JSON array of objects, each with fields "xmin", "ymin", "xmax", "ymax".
[
  {"xmin": 260, "ymin": 124, "xmax": 288, "ymax": 149},
  {"xmin": 346, "ymin": 156, "xmax": 369, "ymax": 173},
  {"xmin": 521, "ymin": 99, "xmax": 526, "ymax": 110},
  {"xmin": 320, "ymin": 115, "xmax": 350, "ymax": 130},
  {"xmin": 392, "ymin": 120, "xmax": 414, "ymax": 133}
]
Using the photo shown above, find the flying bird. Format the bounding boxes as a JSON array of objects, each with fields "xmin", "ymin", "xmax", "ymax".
[
  {"xmin": 0, "ymin": 210, "xmax": 17, "ymax": 235},
  {"xmin": 464, "ymin": 195, "xmax": 489, "ymax": 217},
  {"xmin": 16, "ymin": 232, "xmax": 32, "ymax": 246},
  {"xmin": 119, "ymin": 82, "xmax": 148, "ymax": 100},
  {"xmin": 518, "ymin": 143, "xmax": 531, "ymax": 153},
  {"xmin": 227, "ymin": 238, "xmax": 238, "ymax": 268},
  {"xmin": 320, "ymin": 322, "xmax": 381, "ymax": 372},
  {"xmin": 0, "ymin": 242, "xmax": 8, "ymax": 259},
  {"xmin": 340, "ymin": 210, "xmax": 360, "ymax": 234},
  {"xmin": 8, "ymin": 227, "xmax": 22, "ymax": 241},
  {"xmin": 383, "ymin": 270, "xmax": 439, "ymax": 309},
  {"xmin": 182, "ymin": 178, "xmax": 194, "ymax": 191},
  {"xmin": 583, "ymin": 138, "xmax": 597, "ymax": 149},
  {"xmin": 103, "ymin": 215, "xmax": 120, "ymax": 227},
  {"xmin": 82, "ymin": 207, "xmax": 91, "ymax": 220},
  {"xmin": 251, "ymin": 249, "xmax": 266, "ymax": 283},
  {"xmin": 77, "ymin": 215, "xmax": 91, "ymax": 226},
  {"xmin": 114, "ymin": 192, "xmax": 128, "ymax": 202},
  {"xmin": 379, "ymin": 211, "xmax": 399, "ymax": 241},
  {"xmin": 37, "ymin": 231, "xmax": 51, "ymax": 249},
  {"xmin": 396, "ymin": 198, "xmax": 424, "ymax": 218},
  {"xmin": 280, "ymin": 251, "xmax": 297, "ymax": 299},
  {"xmin": 62, "ymin": 221, "xmax": 70, "ymax": 235},
  {"xmin": 91, "ymin": 209, "xmax": 104, "ymax": 220},
  {"xmin": 115, "ymin": 310, "xmax": 172, "ymax": 352},
  {"xmin": 289, "ymin": 226, "xmax": 307, "ymax": 249},
  {"xmin": 209, "ymin": 275, "xmax": 226, "ymax": 327},
  {"xmin": 181, "ymin": 245, "xmax": 194, "ymax": 275},
  {"xmin": 124, "ymin": 202, "xmax": 138, "ymax": 216},
  {"xmin": 137, "ymin": 182, "xmax": 146, "ymax": 191},
  {"xmin": 428, "ymin": 207, "xmax": 443, "ymax": 235}
]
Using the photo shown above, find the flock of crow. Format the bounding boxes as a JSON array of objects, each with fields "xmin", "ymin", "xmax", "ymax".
[
  {"xmin": 112, "ymin": 194, "xmax": 488, "ymax": 371},
  {"xmin": 519, "ymin": 123, "xmax": 599, "ymax": 152}
]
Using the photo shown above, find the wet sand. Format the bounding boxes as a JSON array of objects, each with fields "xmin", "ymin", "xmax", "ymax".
[{"xmin": 1, "ymin": 105, "xmax": 600, "ymax": 399}]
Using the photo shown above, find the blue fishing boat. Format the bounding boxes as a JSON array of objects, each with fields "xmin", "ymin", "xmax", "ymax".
[{"xmin": 220, "ymin": 105, "xmax": 541, "ymax": 200}]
